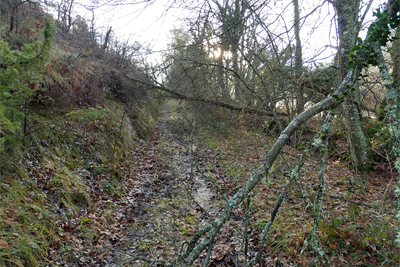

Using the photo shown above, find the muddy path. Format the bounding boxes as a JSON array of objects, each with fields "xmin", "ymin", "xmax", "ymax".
[{"xmin": 102, "ymin": 108, "xmax": 226, "ymax": 266}]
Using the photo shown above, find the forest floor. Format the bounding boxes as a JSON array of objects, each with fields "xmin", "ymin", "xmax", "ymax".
[
  {"xmin": 1, "ymin": 106, "xmax": 399, "ymax": 267},
  {"xmin": 77, "ymin": 109, "xmax": 399, "ymax": 266}
]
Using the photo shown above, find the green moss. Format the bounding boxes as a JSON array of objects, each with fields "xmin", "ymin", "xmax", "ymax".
[
  {"xmin": 253, "ymin": 219, "xmax": 267, "ymax": 232},
  {"xmin": 174, "ymin": 221, "xmax": 195, "ymax": 236},
  {"xmin": 65, "ymin": 107, "xmax": 106, "ymax": 123},
  {"xmin": 335, "ymin": 130, "xmax": 344, "ymax": 138},
  {"xmin": 185, "ymin": 214, "xmax": 197, "ymax": 225},
  {"xmin": 0, "ymin": 177, "xmax": 57, "ymax": 267},
  {"xmin": 51, "ymin": 167, "xmax": 90, "ymax": 207}
]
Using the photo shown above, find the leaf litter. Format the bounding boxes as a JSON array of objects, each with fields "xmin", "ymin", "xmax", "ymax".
[{"xmin": 10, "ymin": 107, "xmax": 399, "ymax": 266}]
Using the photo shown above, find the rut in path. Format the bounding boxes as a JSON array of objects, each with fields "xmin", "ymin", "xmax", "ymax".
[
  {"xmin": 158, "ymin": 108, "xmax": 219, "ymax": 219},
  {"xmin": 103, "ymin": 108, "xmax": 223, "ymax": 266}
]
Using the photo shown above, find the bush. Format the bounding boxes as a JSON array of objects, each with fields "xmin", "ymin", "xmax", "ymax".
[
  {"xmin": 0, "ymin": 18, "xmax": 54, "ymax": 165},
  {"xmin": 363, "ymin": 117, "xmax": 393, "ymax": 159}
]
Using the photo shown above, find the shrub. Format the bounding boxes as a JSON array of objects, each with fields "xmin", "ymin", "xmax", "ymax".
[{"xmin": 0, "ymin": 18, "xmax": 54, "ymax": 167}]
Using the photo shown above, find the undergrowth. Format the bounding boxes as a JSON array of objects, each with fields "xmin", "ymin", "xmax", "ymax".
[
  {"xmin": 192, "ymin": 125, "xmax": 399, "ymax": 266},
  {"xmin": 0, "ymin": 102, "xmax": 154, "ymax": 266}
]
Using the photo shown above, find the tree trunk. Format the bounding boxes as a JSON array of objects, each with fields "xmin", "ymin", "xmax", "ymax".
[
  {"xmin": 293, "ymin": 0, "xmax": 304, "ymax": 115},
  {"xmin": 214, "ymin": 0, "xmax": 246, "ymax": 101},
  {"xmin": 374, "ymin": 29, "xmax": 400, "ymax": 249},
  {"xmin": 334, "ymin": 0, "xmax": 371, "ymax": 170},
  {"xmin": 217, "ymin": 45, "xmax": 229, "ymax": 100},
  {"xmin": 103, "ymin": 27, "xmax": 112, "ymax": 50},
  {"xmin": 390, "ymin": 29, "xmax": 400, "ymax": 90},
  {"xmin": 9, "ymin": 8, "xmax": 16, "ymax": 33}
]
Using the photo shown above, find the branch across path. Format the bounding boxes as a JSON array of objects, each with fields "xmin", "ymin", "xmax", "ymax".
[{"xmin": 128, "ymin": 76, "xmax": 287, "ymax": 118}]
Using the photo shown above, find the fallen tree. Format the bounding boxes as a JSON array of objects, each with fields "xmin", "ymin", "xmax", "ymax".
[
  {"xmin": 167, "ymin": 66, "xmax": 360, "ymax": 266},
  {"xmin": 125, "ymin": 3, "xmax": 400, "ymax": 264},
  {"xmin": 126, "ymin": 43, "xmax": 370, "ymax": 267},
  {"xmin": 127, "ymin": 75, "xmax": 288, "ymax": 118},
  {"xmin": 122, "ymin": 66, "xmax": 360, "ymax": 266}
]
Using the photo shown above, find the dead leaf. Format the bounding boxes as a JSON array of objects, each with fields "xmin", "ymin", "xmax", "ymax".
[
  {"xmin": 12, "ymin": 260, "xmax": 24, "ymax": 267},
  {"xmin": 299, "ymin": 256, "xmax": 308, "ymax": 264},
  {"xmin": 339, "ymin": 255, "xmax": 346, "ymax": 262},
  {"xmin": 0, "ymin": 240, "xmax": 9, "ymax": 248},
  {"xmin": 29, "ymin": 241, "xmax": 38, "ymax": 249}
]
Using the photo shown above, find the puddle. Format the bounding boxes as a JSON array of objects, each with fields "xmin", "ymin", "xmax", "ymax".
[{"xmin": 158, "ymin": 109, "xmax": 215, "ymax": 214}]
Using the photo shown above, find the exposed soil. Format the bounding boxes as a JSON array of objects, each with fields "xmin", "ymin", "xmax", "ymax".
[{"xmin": 101, "ymin": 108, "xmax": 225, "ymax": 266}]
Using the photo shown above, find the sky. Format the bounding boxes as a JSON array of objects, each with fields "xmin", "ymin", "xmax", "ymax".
[
  {"xmin": 63, "ymin": 0, "xmax": 385, "ymax": 65},
  {"xmin": 74, "ymin": 0, "xmax": 188, "ymax": 57}
]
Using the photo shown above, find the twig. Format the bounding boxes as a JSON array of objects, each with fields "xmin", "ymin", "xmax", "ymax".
[
  {"xmin": 323, "ymin": 193, "xmax": 393, "ymax": 213},
  {"xmin": 245, "ymin": 183, "xmax": 288, "ymax": 267},
  {"xmin": 364, "ymin": 239, "xmax": 395, "ymax": 266},
  {"xmin": 301, "ymin": 110, "xmax": 336, "ymax": 267},
  {"xmin": 203, "ymin": 234, "xmax": 215, "ymax": 267},
  {"xmin": 183, "ymin": 225, "xmax": 212, "ymax": 258},
  {"xmin": 244, "ymin": 194, "xmax": 251, "ymax": 265},
  {"xmin": 113, "ymin": 248, "xmax": 165, "ymax": 267},
  {"xmin": 176, "ymin": 69, "xmax": 361, "ymax": 265}
]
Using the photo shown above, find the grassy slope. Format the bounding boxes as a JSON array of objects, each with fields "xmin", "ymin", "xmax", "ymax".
[{"xmin": 0, "ymin": 102, "xmax": 153, "ymax": 266}]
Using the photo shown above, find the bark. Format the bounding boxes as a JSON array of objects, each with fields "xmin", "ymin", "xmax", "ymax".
[
  {"xmin": 66, "ymin": 0, "xmax": 74, "ymax": 33},
  {"xmin": 373, "ymin": 30, "xmax": 400, "ymax": 247},
  {"xmin": 334, "ymin": 0, "xmax": 371, "ymax": 170},
  {"xmin": 390, "ymin": 29, "xmax": 400, "ymax": 89},
  {"xmin": 103, "ymin": 27, "xmax": 112, "ymax": 50},
  {"xmin": 9, "ymin": 7, "xmax": 15, "ymax": 33},
  {"xmin": 301, "ymin": 110, "xmax": 336, "ymax": 265},
  {"xmin": 57, "ymin": 0, "xmax": 74, "ymax": 33},
  {"xmin": 231, "ymin": 0, "xmax": 242, "ymax": 100},
  {"xmin": 293, "ymin": 0, "xmax": 304, "ymax": 115},
  {"xmin": 216, "ymin": 46, "xmax": 229, "ymax": 100}
]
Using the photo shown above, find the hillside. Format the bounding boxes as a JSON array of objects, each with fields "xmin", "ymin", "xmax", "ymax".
[
  {"xmin": 1, "ymin": 2, "xmax": 400, "ymax": 267},
  {"xmin": 1, "ymin": 100, "xmax": 398, "ymax": 266}
]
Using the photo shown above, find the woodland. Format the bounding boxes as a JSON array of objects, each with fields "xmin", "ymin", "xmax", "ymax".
[{"xmin": 0, "ymin": 0, "xmax": 400, "ymax": 266}]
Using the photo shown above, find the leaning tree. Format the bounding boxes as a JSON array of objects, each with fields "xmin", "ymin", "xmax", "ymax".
[{"xmin": 128, "ymin": 0, "xmax": 400, "ymax": 265}]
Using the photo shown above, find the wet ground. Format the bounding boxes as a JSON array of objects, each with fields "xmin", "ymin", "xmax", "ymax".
[{"xmin": 103, "ymin": 109, "xmax": 220, "ymax": 266}]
